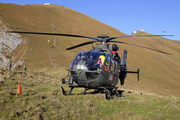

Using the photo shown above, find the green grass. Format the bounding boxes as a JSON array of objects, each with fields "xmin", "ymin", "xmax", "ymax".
[{"xmin": 0, "ymin": 68, "xmax": 180, "ymax": 119}]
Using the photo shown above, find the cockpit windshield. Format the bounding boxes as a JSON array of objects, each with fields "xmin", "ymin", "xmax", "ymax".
[
  {"xmin": 70, "ymin": 51, "xmax": 106, "ymax": 70},
  {"xmin": 85, "ymin": 52, "xmax": 105, "ymax": 70},
  {"xmin": 70, "ymin": 51, "xmax": 87, "ymax": 69}
]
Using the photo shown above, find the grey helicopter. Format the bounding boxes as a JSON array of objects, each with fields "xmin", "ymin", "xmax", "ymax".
[{"xmin": 7, "ymin": 31, "xmax": 173, "ymax": 99}]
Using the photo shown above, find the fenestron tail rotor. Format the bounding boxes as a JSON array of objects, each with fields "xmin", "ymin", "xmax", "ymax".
[{"xmin": 7, "ymin": 31, "xmax": 174, "ymax": 54}]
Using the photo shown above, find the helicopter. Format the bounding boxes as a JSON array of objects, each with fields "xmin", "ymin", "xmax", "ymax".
[{"xmin": 7, "ymin": 31, "xmax": 173, "ymax": 99}]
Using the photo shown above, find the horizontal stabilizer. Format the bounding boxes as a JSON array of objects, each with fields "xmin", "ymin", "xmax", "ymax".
[{"xmin": 126, "ymin": 68, "xmax": 140, "ymax": 81}]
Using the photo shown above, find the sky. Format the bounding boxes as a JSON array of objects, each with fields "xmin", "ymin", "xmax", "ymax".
[{"xmin": 0, "ymin": 0, "xmax": 180, "ymax": 40}]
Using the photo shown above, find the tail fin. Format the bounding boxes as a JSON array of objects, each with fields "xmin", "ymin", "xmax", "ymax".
[{"xmin": 119, "ymin": 49, "xmax": 127, "ymax": 85}]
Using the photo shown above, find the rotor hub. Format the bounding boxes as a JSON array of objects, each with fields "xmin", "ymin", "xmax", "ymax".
[{"xmin": 97, "ymin": 35, "xmax": 109, "ymax": 38}]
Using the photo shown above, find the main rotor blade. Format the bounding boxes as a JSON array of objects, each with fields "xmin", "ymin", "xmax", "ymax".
[
  {"xmin": 66, "ymin": 40, "xmax": 97, "ymax": 50},
  {"xmin": 106, "ymin": 35, "xmax": 174, "ymax": 42},
  {"xmin": 110, "ymin": 40, "xmax": 172, "ymax": 55},
  {"xmin": 7, "ymin": 31, "xmax": 98, "ymax": 40}
]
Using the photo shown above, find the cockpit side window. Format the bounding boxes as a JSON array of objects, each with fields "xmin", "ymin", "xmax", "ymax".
[
  {"xmin": 110, "ymin": 58, "xmax": 115, "ymax": 71},
  {"xmin": 70, "ymin": 51, "xmax": 88, "ymax": 69}
]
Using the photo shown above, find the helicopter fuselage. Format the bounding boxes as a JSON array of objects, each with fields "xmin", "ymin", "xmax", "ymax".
[{"xmin": 68, "ymin": 43, "xmax": 120, "ymax": 89}]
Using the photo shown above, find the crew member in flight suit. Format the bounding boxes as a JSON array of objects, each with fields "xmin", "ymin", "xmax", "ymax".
[{"xmin": 96, "ymin": 55, "xmax": 105, "ymax": 70}]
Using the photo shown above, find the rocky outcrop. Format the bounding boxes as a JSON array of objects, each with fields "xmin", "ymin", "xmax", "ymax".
[{"xmin": 0, "ymin": 18, "xmax": 28, "ymax": 69}]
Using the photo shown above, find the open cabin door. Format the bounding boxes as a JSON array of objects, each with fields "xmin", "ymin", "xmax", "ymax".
[{"xmin": 104, "ymin": 55, "xmax": 118, "ymax": 83}]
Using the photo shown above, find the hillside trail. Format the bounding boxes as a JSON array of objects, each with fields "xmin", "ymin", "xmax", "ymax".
[
  {"xmin": 52, "ymin": 7, "xmax": 56, "ymax": 48},
  {"xmin": 46, "ymin": 7, "xmax": 58, "ymax": 71}
]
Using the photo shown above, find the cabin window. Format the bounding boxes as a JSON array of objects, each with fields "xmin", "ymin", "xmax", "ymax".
[{"xmin": 110, "ymin": 58, "xmax": 115, "ymax": 71}]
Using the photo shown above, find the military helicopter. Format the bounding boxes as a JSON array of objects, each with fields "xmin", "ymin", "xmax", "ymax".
[{"xmin": 7, "ymin": 31, "xmax": 173, "ymax": 99}]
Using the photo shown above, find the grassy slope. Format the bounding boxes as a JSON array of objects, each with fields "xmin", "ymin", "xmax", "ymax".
[{"xmin": 0, "ymin": 3, "xmax": 180, "ymax": 119}]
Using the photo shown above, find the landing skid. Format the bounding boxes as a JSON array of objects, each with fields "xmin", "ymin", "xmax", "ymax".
[
  {"xmin": 61, "ymin": 85, "xmax": 124, "ymax": 100},
  {"xmin": 98, "ymin": 86, "xmax": 124, "ymax": 100},
  {"xmin": 61, "ymin": 85, "xmax": 79, "ymax": 95}
]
